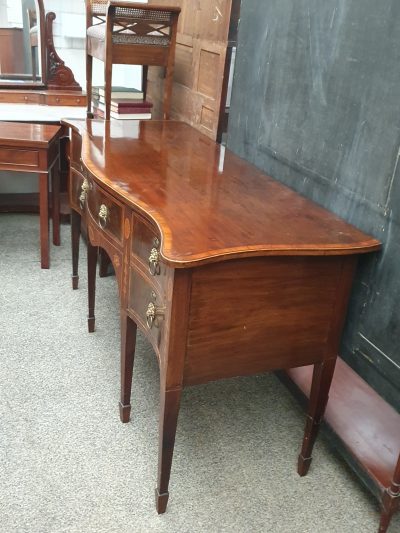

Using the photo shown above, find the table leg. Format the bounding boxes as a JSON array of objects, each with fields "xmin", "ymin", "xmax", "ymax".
[
  {"xmin": 298, "ymin": 358, "xmax": 336, "ymax": 476},
  {"xmin": 119, "ymin": 311, "xmax": 137, "ymax": 423},
  {"xmin": 87, "ymin": 238, "xmax": 97, "ymax": 333},
  {"xmin": 39, "ymin": 172, "xmax": 49, "ymax": 269},
  {"xmin": 51, "ymin": 161, "xmax": 60, "ymax": 247},
  {"xmin": 71, "ymin": 210, "xmax": 81, "ymax": 290},
  {"xmin": 155, "ymin": 382, "xmax": 182, "ymax": 514}
]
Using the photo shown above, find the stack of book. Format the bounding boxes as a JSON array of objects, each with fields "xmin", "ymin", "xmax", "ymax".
[{"xmin": 92, "ymin": 86, "xmax": 153, "ymax": 120}]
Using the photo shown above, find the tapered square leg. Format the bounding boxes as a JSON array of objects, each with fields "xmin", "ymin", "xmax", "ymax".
[
  {"xmin": 119, "ymin": 312, "xmax": 137, "ymax": 423},
  {"xmin": 87, "ymin": 238, "xmax": 97, "ymax": 333},
  {"xmin": 39, "ymin": 172, "xmax": 49, "ymax": 269},
  {"xmin": 71, "ymin": 210, "xmax": 81, "ymax": 290},
  {"xmin": 298, "ymin": 358, "xmax": 336, "ymax": 476},
  {"xmin": 156, "ymin": 384, "xmax": 182, "ymax": 513},
  {"xmin": 51, "ymin": 160, "xmax": 61, "ymax": 246}
]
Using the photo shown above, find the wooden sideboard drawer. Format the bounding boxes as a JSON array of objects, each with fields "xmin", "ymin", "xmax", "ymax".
[
  {"xmin": 46, "ymin": 94, "xmax": 85, "ymax": 106},
  {"xmin": 70, "ymin": 168, "xmax": 87, "ymax": 213},
  {"xmin": 87, "ymin": 181, "xmax": 124, "ymax": 244},
  {"xmin": 129, "ymin": 267, "xmax": 166, "ymax": 355},
  {"xmin": 0, "ymin": 93, "xmax": 41, "ymax": 104},
  {"xmin": 0, "ymin": 147, "xmax": 39, "ymax": 169},
  {"xmin": 131, "ymin": 215, "xmax": 170, "ymax": 290}
]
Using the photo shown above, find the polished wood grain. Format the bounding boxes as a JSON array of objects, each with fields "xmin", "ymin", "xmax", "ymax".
[
  {"xmin": 68, "ymin": 118, "xmax": 380, "ymax": 265},
  {"xmin": 0, "ymin": 121, "xmax": 62, "ymax": 268},
  {"xmin": 64, "ymin": 117, "xmax": 380, "ymax": 515}
]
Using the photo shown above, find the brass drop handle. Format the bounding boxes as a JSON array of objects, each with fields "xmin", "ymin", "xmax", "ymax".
[
  {"xmin": 79, "ymin": 178, "xmax": 89, "ymax": 209},
  {"xmin": 148, "ymin": 247, "xmax": 160, "ymax": 276},
  {"xmin": 146, "ymin": 301, "xmax": 165, "ymax": 329},
  {"xmin": 98, "ymin": 204, "xmax": 109, "ymax": 229}
]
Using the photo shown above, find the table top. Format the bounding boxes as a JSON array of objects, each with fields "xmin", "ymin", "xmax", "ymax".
[
  {"xmin": 66, "ymin": 118, "xmax": 381, "ymax": 267},
  {"xmin": 0, "ymin": 103, "xmax": 86, "ymax": 124},
  {"xmin": 0, "ymin": 121, "xmax": 62, "ymax": 147}
]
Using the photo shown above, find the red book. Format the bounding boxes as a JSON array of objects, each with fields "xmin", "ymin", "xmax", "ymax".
[
  {"xmin": 112, "ymin": 106, "xmax": 152, "ymax": 115},
  {"xmin": 111, "ymin": 99, "xmax": 153, "ymax": 109}
]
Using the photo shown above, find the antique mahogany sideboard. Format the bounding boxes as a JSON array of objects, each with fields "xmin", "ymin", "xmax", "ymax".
[{"xmin": 64, "ymin": 118, "xmax": 380, "ymax": 514}]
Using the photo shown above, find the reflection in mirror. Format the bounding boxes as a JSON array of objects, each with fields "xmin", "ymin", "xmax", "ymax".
[{"xmin": 0, "ymin": 0, "xmax": 43, "ymax": 84}]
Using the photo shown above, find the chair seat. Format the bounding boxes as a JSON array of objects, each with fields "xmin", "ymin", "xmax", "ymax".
[{"xmin": 87, "ymin": 24, "xmax": 170, "ymax": 46}]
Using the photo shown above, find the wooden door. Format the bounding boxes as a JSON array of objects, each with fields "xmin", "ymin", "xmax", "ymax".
[{"xmin": 147, "ymin": 0, "xmax": 232, "ymax": 140}]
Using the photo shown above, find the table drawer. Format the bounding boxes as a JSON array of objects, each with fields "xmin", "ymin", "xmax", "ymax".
[
  {"xmin": 0, "ymin": 93, "xmax": 41, "ymax": 104},
  {"xmin": 87, "ymin": 180, "xmax": 124, "ymax": 244},
  {"xmin": 46, "ymin": 94, "xmax": 85, "ymax": 106},
  {"xmin": 0, "ymin": 146, "xmax": 38, "ymax": 169},
  {"xmin": 129, "ymin": 267, "xmax": 166, "ymax": 355},
  {"xmin": 131, "ymin": 215, "xmax": 169, "ymax": 289}
]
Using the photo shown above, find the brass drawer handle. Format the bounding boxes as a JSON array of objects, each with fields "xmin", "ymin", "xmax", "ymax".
[
  {"xmin": 146, "ymin": 301, "xmax": 165, "ymax": 329},
  {"xmin": 79, "ymin": 178, "xmax": 89, "ymax": 209},
  {"xmin": 148, "ymin": 248, "xmax": 160, "ymax": 276},
  {"xmin": 98, "ymin": 204, "xmax": 109, "ymax": 229}
]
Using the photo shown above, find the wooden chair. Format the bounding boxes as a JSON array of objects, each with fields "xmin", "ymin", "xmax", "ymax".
[{"xmin": 85, "ymin": 1, "xmax": 180, "ymax": 120}]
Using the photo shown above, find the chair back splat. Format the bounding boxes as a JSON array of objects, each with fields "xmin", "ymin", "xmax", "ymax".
[{"xmin": 85, "ymin": 1, "xmax": 180, "ymax": 120}]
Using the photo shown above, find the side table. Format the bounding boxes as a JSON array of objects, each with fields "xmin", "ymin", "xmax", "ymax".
[{"xmin": 0, "ymin": 122, "xmax": 62, "ymax": 268}]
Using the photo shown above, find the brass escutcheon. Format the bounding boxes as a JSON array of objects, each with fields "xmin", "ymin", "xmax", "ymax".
[
  {"xmin": 98, "ymin": 204, "xmax": 109, "ymax": 229},
  {"xmin": 145, "ymin": 300, "xmax": 165, "ymax": 329},
  {"xmin": 148, "ymin": 247, "xmax": 160, "ymax": 276},
  {"xmin": 79, "ymin": 178, "xmax": 89, "ymax": 209}
]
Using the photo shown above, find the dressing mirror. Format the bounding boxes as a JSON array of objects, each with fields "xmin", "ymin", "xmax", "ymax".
[{"xmin": 0, "ymin": 0, "xmax": 46, "ymax": 86}]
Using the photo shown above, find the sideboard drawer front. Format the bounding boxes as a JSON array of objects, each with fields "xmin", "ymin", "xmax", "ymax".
[
  {"xmin": 132, "ymin": 215, "xmax": 160, "ymax": 262},
  {"xmin": 0, "ymin": 147, "xmax": 39, "ymax": 169},
  {"xmin": 87, "ymin": 182, "xmax": 124, "ymax": 244},
  {"xmin": 131, "ymin": 215, "xmax": 170, "ymax": 287},
  {"xmin": 129, "ymin": 268, "xmax": 165, "ymax": 354}
]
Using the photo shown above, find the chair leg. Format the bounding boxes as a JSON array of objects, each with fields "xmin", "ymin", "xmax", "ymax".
[
  {"xmin": 142, "ymin": 65, "xmax": 148, "ymax": 101},
  {"xmin": 31, "ymin": 46, "xmax": 37, "ymax": 81},
  {"xmin": 86, "ymin": 54, "xmax": 93, "ymax": 118},
  {"xmin": 162, "ymin": 66, "xmax": 173, "ymax": 120},
  {"xmin": 104, "ymin": 59, "xmax": 112, "ymax": 120}
]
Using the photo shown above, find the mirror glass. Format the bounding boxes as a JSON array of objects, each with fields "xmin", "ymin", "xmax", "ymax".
[{"xmin": 0, "ymin": 0, "xmax": 43, "ymax": 84}]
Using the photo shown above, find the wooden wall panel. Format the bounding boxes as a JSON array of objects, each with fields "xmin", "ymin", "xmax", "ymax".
[{"xmin": 148, "ymin": 0, "xmax": 232, "ymax": 139}]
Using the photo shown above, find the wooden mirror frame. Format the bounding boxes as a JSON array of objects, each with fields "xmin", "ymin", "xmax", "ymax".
[
  {"xmin": 0, "ymin": 0, "xmax": 47, "ymax": 88},
  {"xmin": 0, "ymin": 0, "xmax": 81, "ymax": 92}
]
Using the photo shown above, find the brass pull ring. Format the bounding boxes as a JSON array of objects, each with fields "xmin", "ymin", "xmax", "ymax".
[
  {"xmin": 79, "ymin": 178, "xmax": 89, "ymax": 210},
  {"xmin": 148, "ymin": 247, "xmax": 160, "ymax": 276},
  {"xmin": 146, "ymin": 301, "xmax": 165, "ymax": 329},
  {"xmin": 98, "ymin": 204, "xmax": 109, "ymax": 229}
]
